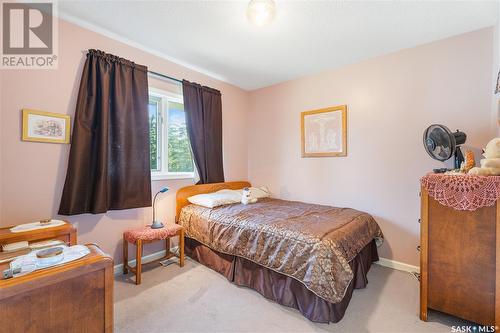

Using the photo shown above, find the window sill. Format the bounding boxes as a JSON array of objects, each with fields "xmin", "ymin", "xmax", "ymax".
[{"xmin": 151, "ymin": 173, "xmax": 195, "ymax": 181}]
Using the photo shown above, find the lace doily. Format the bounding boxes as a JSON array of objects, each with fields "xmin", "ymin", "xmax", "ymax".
[{"xmin": 421, "ymin": 173, "xmax": 500, "ymax": 211}]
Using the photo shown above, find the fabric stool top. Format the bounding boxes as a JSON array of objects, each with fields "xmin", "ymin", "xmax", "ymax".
[{"xmin": 124, "ymin": 224, "xmax": 183, "ymax": 244}]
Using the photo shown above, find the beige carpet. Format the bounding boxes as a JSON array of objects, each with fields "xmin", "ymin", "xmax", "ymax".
[{"xmin": 114, "ymin": 258, "xmax": 471, "ymax": 333}]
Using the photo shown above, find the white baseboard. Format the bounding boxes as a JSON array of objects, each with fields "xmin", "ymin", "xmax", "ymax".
[
  {"xmin": 375, "ymin": 257, "xmax": 420, "ymax": 273},
  {"xmin": 114, "ymin": 251, "xmax": 420, "ymax": 276}
]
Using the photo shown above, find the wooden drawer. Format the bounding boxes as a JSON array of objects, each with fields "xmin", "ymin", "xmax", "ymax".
[{"xmin": 426, "ymin": 197, "xmax": 495, "ymax": 324}]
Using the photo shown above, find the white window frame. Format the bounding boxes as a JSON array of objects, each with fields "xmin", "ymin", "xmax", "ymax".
[{"xmin": 149, "ymin": 87, "xmax": 194, "ymax": 181}]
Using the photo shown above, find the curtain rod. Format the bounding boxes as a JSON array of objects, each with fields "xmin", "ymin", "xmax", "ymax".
[
  {"xmin": 148, "ymin": 70, "xmax": 183, "ymax": 84},
  {"xmin": 82, "ymin": 50, "xmax": 182, "ymax": 83},
  {"xmin": 80, "ymin": 50, "xmax": 182, "ymax": 84}
]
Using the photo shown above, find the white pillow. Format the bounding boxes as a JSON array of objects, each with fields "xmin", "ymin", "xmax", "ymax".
[
  {"xmin": 187, "ymin": 189, "xmax": 241, "ymax": 208},
  {"xmin": 250, "ymin": 186, "xmax": 271, "ymax": 199},
  {"xmin": 236, "ymin": 186, "xmax": 271, "ymax": 200}
]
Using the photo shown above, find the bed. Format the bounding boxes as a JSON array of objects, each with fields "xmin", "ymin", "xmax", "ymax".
[{"xmin": 176, "ymin": 181, "xmax": 383, "ymax": 323}]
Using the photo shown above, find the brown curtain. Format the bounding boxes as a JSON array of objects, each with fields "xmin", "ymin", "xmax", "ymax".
[
  {"xmin": 59, "ymin": 49, "xmax": 152, "ymax": 215},
  {"xmin": 182, "ymin": 80, "xmax": 224, "ymax": 184}
]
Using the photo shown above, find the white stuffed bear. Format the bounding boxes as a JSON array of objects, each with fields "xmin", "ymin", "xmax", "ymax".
[
  {"xmin": 241, "ymin": 187, "xmax": 257, "ymax": 205},
  {"xmin": 468, "ymin": 138, "xmax": 500, "ymax": 176},
  {"xmin": 484, "ymin": 138, "xmax": 500, "ymax": 158}
]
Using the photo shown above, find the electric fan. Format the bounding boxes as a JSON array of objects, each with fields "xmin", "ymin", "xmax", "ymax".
[{"xmin": 423, "ymin": 124, "xmax": 467, "ymax": 172}]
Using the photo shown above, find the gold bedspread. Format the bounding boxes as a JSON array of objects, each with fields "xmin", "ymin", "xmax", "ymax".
[{"xmin": 178, "ymin": 198, "xmax": 383, "ymax": 303}]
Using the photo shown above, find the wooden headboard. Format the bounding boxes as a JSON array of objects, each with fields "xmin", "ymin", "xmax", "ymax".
[{"xmin": 175, "ymin": 181, "xmax": 251, "ymax": 221}]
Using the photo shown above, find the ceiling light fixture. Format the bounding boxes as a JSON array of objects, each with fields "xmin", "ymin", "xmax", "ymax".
[{"xmin": 247, "ymin": 0, "xmax": 276, "ymax": 27}]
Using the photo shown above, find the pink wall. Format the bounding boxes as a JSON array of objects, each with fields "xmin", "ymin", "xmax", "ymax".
[
  {"xmin": 0, "ymin": 19, "xmax": 249, "ymax": 264},
  {"xmin": 1, "ymin": 20, "xmax": 495, "ymax": 268},
  {"xmin": 247, "ymin": 28, "xmax": 495, "ymax": 266}
]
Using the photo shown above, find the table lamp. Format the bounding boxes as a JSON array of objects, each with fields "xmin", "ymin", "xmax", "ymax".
[{"xmin": 151, "ymin": 187, "xmax": 169, "ymax": 229}]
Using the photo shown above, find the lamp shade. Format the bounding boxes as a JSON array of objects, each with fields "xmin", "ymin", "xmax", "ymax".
[{"xmin": 151, "ymin": 187, "xmax": 169, "ymax": 229}]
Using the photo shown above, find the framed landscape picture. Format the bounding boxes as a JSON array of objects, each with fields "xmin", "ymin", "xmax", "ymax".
[
  {"xmin": 301, "ymin": 105, "xmax": 347, "ymax": 157},
  {"xmin": 22, "ymin": 109, "xmax": 70, "ymax": 144}
]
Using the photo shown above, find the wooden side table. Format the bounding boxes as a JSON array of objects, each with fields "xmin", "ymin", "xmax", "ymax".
[
  {"xmin": 0, "ymin": 244, "xmax": 113, "ymax": 333},
  {"xmin": 123, "ymin": 224, "xmax": 185, "ymax": 285}
]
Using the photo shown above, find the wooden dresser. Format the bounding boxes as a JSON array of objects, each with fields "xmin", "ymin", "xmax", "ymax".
[
  {"xmin": 0, "ymin": 244, "xmax": 113, "ymax": 333},
  {"xmin": 420, "ymin": 186, "xmax": 500, "ymax": 325}
]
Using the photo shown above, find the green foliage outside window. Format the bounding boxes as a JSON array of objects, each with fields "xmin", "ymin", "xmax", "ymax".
[
  {"xmin": 149, "ymin": 101, "xmax": 159, "ymax": 171},
  {"xmin": 167, "ymin": 102, "xmax": 194, "ymax": 173},
  {"xmin": 167, "ymin": 123, "xmax": 194, "ymax": 172},
  {"xmin": 148, "ymin": 98, "xmax": 193, "ymax": 173}
]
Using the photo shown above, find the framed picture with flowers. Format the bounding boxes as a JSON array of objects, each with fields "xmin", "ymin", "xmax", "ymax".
[{"xmin": 22, "ymin": 109, "xmax": 70, "ymax": 144}]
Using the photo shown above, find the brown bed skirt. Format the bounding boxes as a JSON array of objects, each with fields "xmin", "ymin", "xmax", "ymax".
[{"xmin": 185, "ymin": 237, "xmax": 379, "ymax": 323}]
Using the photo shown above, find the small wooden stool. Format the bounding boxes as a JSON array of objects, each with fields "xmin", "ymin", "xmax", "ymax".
[{"xmin": 123, "ymin": 224, "xmax": 184, "ymax": 285}]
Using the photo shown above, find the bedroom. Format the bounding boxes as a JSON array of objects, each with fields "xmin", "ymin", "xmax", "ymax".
[{"xmin": 0, "ymin": 0, "xmax": 499, "ymax": 332}]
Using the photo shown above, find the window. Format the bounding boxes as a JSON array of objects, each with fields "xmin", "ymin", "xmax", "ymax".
[{"xmin": 148, "ymin": 88, "xmax": 194, "ymax": 180}]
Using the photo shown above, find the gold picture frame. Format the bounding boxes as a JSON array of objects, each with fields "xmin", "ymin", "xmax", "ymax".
[
  {"xmin": 22, "ymin": 109, "xmax": 71, "ymax": 144},
  {"xmin": 301, "ymin": 105, "xmax": 347, "ymax": 157}
]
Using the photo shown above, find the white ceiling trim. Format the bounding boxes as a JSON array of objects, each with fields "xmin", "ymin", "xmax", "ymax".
[{"xmin": 58, "ymin": 12, "xmax": 234, "ymax": 88}]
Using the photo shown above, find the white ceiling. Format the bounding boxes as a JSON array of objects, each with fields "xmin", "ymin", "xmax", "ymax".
[{"xmin": 59, "ymin": 1, "xmax": 498, "ymax": 91}]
